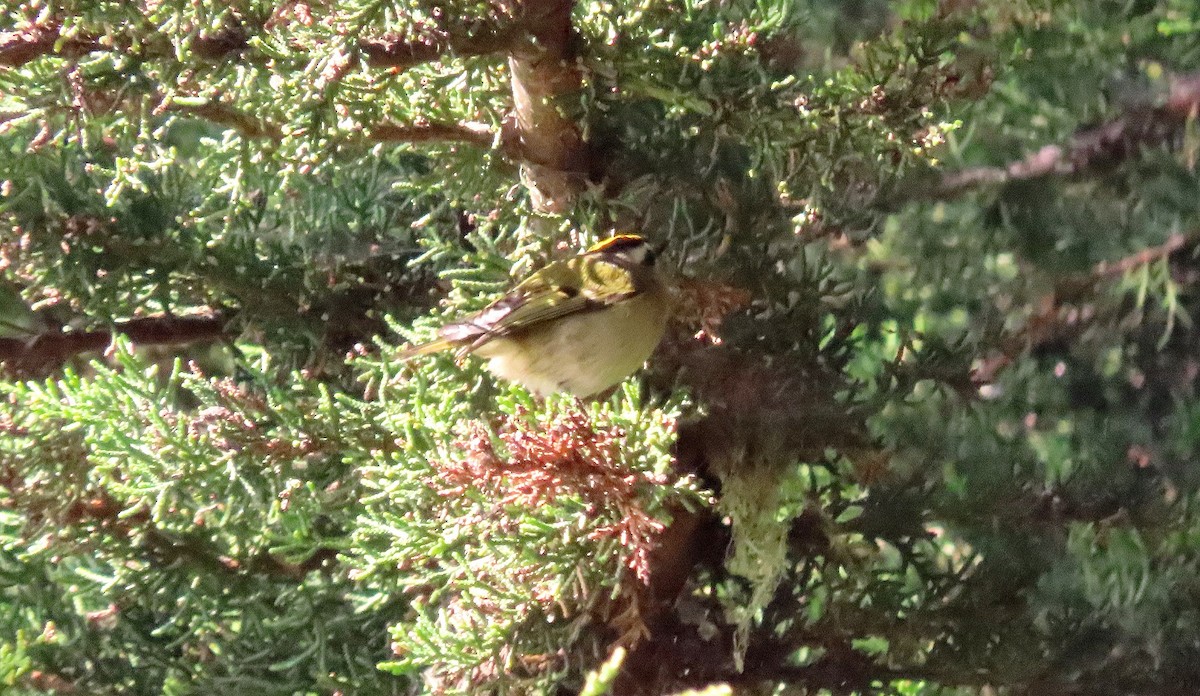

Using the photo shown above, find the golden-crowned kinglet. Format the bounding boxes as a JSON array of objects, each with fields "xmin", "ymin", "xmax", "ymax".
[{"xmin": 398, "ymin": 234, "xmax": 671, "ymax": 397}]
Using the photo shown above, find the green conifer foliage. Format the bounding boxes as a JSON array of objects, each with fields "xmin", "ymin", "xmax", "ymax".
[{"xmin": 5, "ymin": 0, "xmax": 1200, "ymax": 694}]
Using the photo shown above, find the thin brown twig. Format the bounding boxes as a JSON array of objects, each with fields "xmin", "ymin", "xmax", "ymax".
[
  {"xmin": 7, "ymin": 95, "xmax": 505, "ymax": 151},
  {"xmin": 1089, "ymin": 231, "xmax": 1193, "ymax": 282},
  {"xmin": 165, "ymin": 101, "xmax": 282, "ymax": 139},
  {"xmin": 972, "ymin": 230, "xmax": 1200, "ymax": 383},
  {"xmin": 368, "ymin": 119, "xmax": 496, "ymax": 147}
]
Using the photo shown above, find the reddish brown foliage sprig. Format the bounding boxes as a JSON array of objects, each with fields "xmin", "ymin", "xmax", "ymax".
[
  {"xmin": 436, "ymin": 409, "xmax": 668, "ymax": 584},
  {"xmin": 671, "ymin": 278, "xmax": 753, "ymax": 345}
]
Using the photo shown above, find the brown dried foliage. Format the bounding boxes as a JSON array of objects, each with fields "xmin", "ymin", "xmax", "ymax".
[
  {"xmin": 436, "ymin": 409, "xmax": 668, "ymax": 585},
  {"xmin": 671, "ymin": 278, "xmax": 753, "ymax": 345}
]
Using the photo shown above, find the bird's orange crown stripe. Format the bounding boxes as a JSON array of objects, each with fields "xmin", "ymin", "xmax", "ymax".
[{"xmin": 586, "ymin": 234, "xmax": 646, "ymax": 254}]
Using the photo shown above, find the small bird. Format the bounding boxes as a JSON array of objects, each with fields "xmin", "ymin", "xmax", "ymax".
[{"xmin": 398, "ymin": 234, "xmax": 672, "ymax": 397}]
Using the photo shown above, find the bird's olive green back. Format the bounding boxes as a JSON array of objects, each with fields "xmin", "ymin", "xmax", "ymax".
[{"xmin": 483, "ymin": 254, "xmax": 638, "ymax": 335}]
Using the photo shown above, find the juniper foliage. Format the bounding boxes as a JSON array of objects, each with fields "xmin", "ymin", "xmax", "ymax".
[{"xmin": 4, "ymin": 0, "xmax": 1200, "ymax": 695}]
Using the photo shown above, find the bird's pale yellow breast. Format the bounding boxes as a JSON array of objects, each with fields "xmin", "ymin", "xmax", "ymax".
[{"xmin": 474, "ymin": 289, "xmax": 669, "ymax": 396}]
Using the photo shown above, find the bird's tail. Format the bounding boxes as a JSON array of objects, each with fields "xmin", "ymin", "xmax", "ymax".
[{"xmin": 395, "ymin": 337, "xmax": 457, "ymax": 361}]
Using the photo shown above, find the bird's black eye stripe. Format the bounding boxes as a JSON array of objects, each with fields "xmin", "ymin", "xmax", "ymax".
[{"xmin": 642, "ymin": 246, "xmax": 657, "ymax": 266}]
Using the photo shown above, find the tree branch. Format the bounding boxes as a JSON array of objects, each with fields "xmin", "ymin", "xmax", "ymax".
[
  {"xmin": 358, "ymin": 23, "xmax": 525, "ymax": 69},
  {"xmin": 2, "ymin": 18, "xmax": 519, "ymax": 72},
  {"xmin": 0, "ymin": 312, "xmax": 227, "ymax": 375},
  {"xmin": 0, "ymin": 23, "xmax": 96, "ymax": 67},
  {"xmin": 903, "ymin": 71, "xmax": 1200, "ymax": 202},
  {"xmin": 21, "ymin": 670, "xmax": 78, "ymax": 695},
  {"xmin": 506, "ymin": 0, "xmax": 589, "ymax": 214},
  {"xmin": 61, "ymin": 490, "xmax": 338, "ymax": 581}
]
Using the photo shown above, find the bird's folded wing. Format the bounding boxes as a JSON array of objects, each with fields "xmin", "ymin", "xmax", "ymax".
[{"xmin": 448, "ymin": 257, "xmax": 638, "ymax": 343}]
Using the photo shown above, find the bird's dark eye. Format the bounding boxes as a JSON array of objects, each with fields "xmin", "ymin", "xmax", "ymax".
[{"xmin": 642, "ymin": 245, "xmax": 657, "ymax": 266}]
